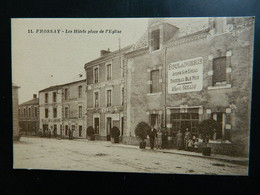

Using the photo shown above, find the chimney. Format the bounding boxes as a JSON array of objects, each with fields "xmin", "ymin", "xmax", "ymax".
[
  {"xmin": 33, "ymin": 94, "xmax": 37, "ymax": 99},
  {"xmin": 100, "ymin": 49, "xmax": 111, "ymax": 57}
]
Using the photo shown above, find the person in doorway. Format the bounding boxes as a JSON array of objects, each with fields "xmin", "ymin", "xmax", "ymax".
[
  {"xmin": 68, "ymin": 128, "xmax": 72, "ymax": 140},
  {"xmin": 149, "ymin": 126, "xmax": 157, "ymax": 150},
  {"xmin": 156, "ymin": 128, "xmax": 163, "ymax": 150},
  {"xmin": 184, "ymin": 128, "xmax": 191, "ymax": 151},
  {"xmin": 162, "ymin": 129, "xmax": 168, "ymax": 149},
  {"xmin": 176, "ymin": 130, "xmax": 183, "ymax": 150},
  {"xmin": 48, "ymin": 129, "xmax": 51, "ymax": 138}
]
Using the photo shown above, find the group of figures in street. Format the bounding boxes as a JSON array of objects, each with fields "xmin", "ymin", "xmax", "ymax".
[
  {"xmin": 38, "ymin": 128, "xmax": 74, "ymax": 140},
  {"xmin": 149, "ymin": 126, "xmax": 201, "ymax": 152}
]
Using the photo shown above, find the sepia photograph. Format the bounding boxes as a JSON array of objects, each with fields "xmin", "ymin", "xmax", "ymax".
[{"xmin": 12, "ymin": 17, "xmax": 254, "ymax": 175}]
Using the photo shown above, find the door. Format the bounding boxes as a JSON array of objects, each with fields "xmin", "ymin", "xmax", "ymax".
[
  {"xmin": 43, "ymin": 125, "xmax": 48, "ymax": 136},
  {"xmin": 106, "ymin": 117, "xmax": 112, "ymax": 141},
  {"xmin": 94, "ymin": 118, "xmax": 99, "ymax": 134},
  {"xmin": 151, "ymin": 114, "xmax": 159, "ymax": 128},
  {"xmin": 121, "ymin": 117, "xmax": 124, "ymax": 136}
]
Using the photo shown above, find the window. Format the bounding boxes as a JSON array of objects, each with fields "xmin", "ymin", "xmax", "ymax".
[
  {"xmin": 107, "ymin": 64, "xmax": 112, "ymax": 81},
  {"xmin": 151, "ymin": 29, "xmax": 160, "ymax": 51},
  {"xmin": 78, "ymin": 86, "xmax": 82, "ymax": 98},
  {"xmin": 213, "ymin": 57, "xmax": 226, "ymax": 86},
  {"xmin": 19, "ymin": 109, "xmax": 20, "ymax": 117},
  {"xmin": 150, "ymin": 70, "xmax": 160, "ymax": 93},
  {"xmin": 94, "ymin": 67, "xmax": 99, "ymax": 83},
  {"xmin": 79, "ymin": 106, "xmax": 82, "ymax": 118},
  {"xmin": 45, "ymin": 109, "xmax": 48, "ymax": 118},
  {"xmin": 170, "ymin": 113, "xmax": 199, "ymax": 134},
  {"xmin": 64, "ymin": 89, "xmax": 68, "ymax": 100},
  {"xmin": 53, "ymin": 108, "xmax": 57, "ymax": 118},
  {"xmin": 65, "ymin": 107, "xmax": 69, "ymax": 118},
  {"xmin": 28, "ymin": 108, "xmax": 31, "ymax": 117},
  {"xmin": 24, "ymin": 109, "xmax": 26, "ymax": 117},
  {"xmin": 53, "ymin": 92, "xmax": 56, "ymax": 102},
  {"xmin": 79, "ymin": 125, "xmax": 82, "ymax": 137},
  {"xmin": 211, "ymin": 112, "xmax": 228, "ymax": 140},
  {"xmin": 35, "ymin": 107, "xmax": 37, "ymax": 117},
  {"xmin": 94, "ymin": 92, "xmax": 99, "ymax": 108},
  {"xmin": 121, "ymin": 87, "xmax": 124, "ymax": 106},
  {"xmin": 121, "ymin": 59, "xmax": 124, "ymax": 77},
  {"xmin": 45, "ymin": 93, "xmax": 48, "ymax": 103},
  {"xmin": 107, "ymin": 90, "xmax": 112, "ymax": 107}
]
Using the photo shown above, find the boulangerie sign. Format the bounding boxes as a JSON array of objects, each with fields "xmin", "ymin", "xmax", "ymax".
[{"xmin": 168, "ymin": 57, "xmax": 203, "ymax": 94}]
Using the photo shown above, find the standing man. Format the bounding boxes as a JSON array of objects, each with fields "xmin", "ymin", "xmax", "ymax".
[{"xmin": 149, "ymin": 126, "xmax": 157, "ymax": 150}]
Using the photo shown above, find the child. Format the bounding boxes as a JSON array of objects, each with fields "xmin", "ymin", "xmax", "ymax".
[
  {"xmin": 194, "ymin": 139, "xmax": 199, "ymax": 153},
  {"xmin": 187, "ymin": 138, "xmax": 194, "ymax": 151}
]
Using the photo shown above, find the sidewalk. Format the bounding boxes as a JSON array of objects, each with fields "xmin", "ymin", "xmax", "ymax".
[
  {"xmin": 107, "ymin": 142, "xmax": 249, "ymax": 166},
  {"xmin": 20, "ymin": 136, "xmax": 249, "ymax": 166}
]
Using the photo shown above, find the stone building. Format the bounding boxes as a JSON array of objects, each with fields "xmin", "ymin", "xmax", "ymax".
[
  {"xmin": 84, "ymin": 47, "xmax": 130, "ymax": 141},
  {"xmin": 18, "ymin": 94, "xmax": 39, "ymax": 135},
  {"xmin": 39, "ymin": 85, "xmax": 63, "ymax": 136},
  {"xmin": 123, "ymin": 17, "xmax": 254, "ymax": 156},
  {"xmin": 12, "ymin": 83, "xmax": 20, "ymax": 141},
  {"xmin": 62, "ymin": 79, "xmax": 87, "ymax": 138},
  {"xmin": 39, "ymin": 79, "xmax": 86, "ymax": 138}
]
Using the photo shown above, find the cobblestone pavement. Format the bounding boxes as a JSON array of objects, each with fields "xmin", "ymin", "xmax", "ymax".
[{"xmin": 13, "ymin": 137, "xmax": 248, "ymax": 175}]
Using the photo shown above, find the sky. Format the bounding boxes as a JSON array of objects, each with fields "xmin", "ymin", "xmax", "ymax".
[
  {"xmin": 12, "ymin": 18, "xmax": 149, "ymax": 104},
  {"xmin": 12, "ymin": 18, "xmax": 209, "ymax": 104}
]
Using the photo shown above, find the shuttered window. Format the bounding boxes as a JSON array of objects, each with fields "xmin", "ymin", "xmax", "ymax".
[
  {"xmin": 150, "ymin": 70, "xmax": 160, "ymax": 93},
  {"xmin": 213, "ymin": 57, "xmax": 226, "ymax": 86}
]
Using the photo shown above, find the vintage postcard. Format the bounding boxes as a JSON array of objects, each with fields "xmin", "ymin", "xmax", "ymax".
[{"xmin": 12, "ymin": 17, "xmax": 254, "ymax": 175}]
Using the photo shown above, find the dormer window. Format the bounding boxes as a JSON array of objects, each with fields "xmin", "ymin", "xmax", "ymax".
[{"xmin": 151, "ymin": 29, "xmax": 160, "ymax": 51}]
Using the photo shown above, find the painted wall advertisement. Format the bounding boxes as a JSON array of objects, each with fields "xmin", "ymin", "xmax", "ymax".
[{"xmin": 168, "ymin": 57, "xmax": 203, "ymax": 94}]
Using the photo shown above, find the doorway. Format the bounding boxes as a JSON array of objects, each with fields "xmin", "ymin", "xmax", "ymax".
[
  {"xmin": 151, "ymin": 114, "xmax": 159, "ymax": 128},
  {"xmin": 106, "ymin": 117, "xmax": 112, "ymax": 141},
  {"xmin": 43, "ymin": 124, "xmax": 48, "ymax": 136},
  {"xmin": 94, "ymin": 118, "xmax": 99, "ymax": 134}
]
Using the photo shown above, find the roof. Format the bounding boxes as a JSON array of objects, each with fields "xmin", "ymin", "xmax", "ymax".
[
  {"xmin": 39, "ymin": 79, "xmax": 86, "ymax": 93},
  {"xmin": 85, "ymin": 45, "xmax": 132, "ymax": 67},
  {"xmin": 20, "ymin": 98, "xmax": 39, "ymax": 106}
]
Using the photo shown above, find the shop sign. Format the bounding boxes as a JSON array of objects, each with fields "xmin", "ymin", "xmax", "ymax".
[
  {"xmin": 41, "ymin": 118, "xmax": 61, "ymax": 123},
  {"xmin": 168, "ymin": 57, "xmax": 203, "ymax": 94}
]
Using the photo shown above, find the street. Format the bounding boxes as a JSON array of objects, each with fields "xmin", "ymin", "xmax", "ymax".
[{"xmin": 13, "ymin": 137, "xmax": 248, "ymax": 175}]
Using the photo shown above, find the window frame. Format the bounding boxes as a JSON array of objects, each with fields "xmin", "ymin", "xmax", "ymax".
[
  {"xmin": 45, "ymin": 108, "xmax": 48, "ymax": 118},
  {"xmin": 93, "ymin": 90, "xmax": 99, "ymax": 108},
  {"xmin": 106, "ymin": 63, "xmax": 112, "ymax": 81},
  {"xmin": 106, "ymin": 88, "xmax": 112, "ymax": 107},
  {"xmin": 53, "ymin": 92, "xmax": 57, "ymax": 103},
  {"xmin": 78, "ymin": 86, "xmax": 82, "ymax": 98},
  {"xmin": 45, "ymin": 93, "xmax": 48, "ymax": 103},
  {"xmin": 93, "ymin": 66, "xmax": 99, "ymax": 84},
  {"xmin": 150, "ymin": 69, "xmax": 160, "ymax": 93},
  {"xmin": 78, "ymin": 106, "xmax": 82, "ymax": 118}
]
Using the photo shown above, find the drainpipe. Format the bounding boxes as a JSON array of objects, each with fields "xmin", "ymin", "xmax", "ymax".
[{"xmin": 164, "ymin": 46, "xmax": 167, "ymax": 131}]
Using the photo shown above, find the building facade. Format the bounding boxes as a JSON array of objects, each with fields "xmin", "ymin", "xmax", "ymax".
[
  {"xmin": 122, "ymin": 18, "xmax": 254, "ymax": 156},
  {"xmin": 18, "ymin": 94, "xmax": 39, "ymax": 135},
  {"xmin": 62, "ymin": 80, "xmax": 87, "ymax": 138},
  {"xmin": 39, "ymin": 79, "xmax": 87, "ymax": 138},
  {"xmin": 84, "ymin": 47, "xmax": 130, "ymax": 141},
  {"xmin": 39, "ymin": 85, "xmax": 63, "ymax": 136}
]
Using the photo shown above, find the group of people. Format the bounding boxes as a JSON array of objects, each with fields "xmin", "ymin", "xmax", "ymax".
[
  {"xmin": 40, "ymin": 128, "xmax": 73, "ymax": 139},
  {"xmin": 176, "ymin": 128, "xmax": 200, "ymax": 152},
  {"xmin": 149, "ymin": 126, "xmax": 168, "ymax": 150},
  {"xmin": 149, "ymin": 126, "xmax": 201, "ymax": 152}
]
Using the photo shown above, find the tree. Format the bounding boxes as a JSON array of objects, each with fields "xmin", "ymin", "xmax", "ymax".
[
  {"xmin": 196, "ymin": 119, "xmax": 220, "ymax": 145},
  {"xmin": 135, "ymin": 121, "xmax": 151, "ymax": 141}
]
